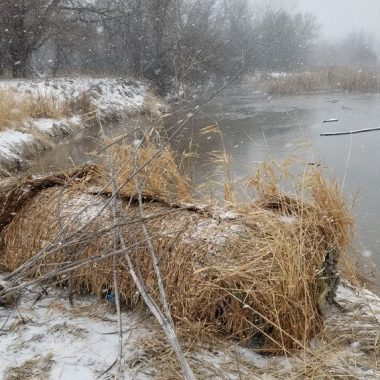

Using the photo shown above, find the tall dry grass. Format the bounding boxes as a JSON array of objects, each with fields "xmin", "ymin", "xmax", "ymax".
[
  {"xmin": 267, "ymin": 66, "xmax": 380, "ymax": 95},
  {"xmin": 0, "ymin": 89, "xmax": 70, "ymax": 131}
]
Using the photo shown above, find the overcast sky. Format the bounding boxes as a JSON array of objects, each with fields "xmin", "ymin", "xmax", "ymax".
[{"xmin": 296, "ymin": 0, "xmax": 380, "ymax": 41}]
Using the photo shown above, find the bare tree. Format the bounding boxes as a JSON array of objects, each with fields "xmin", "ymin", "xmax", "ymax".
[
  {"xmin": 340, "ymin": 30, "xmax": 378, "ymax": 66},
  {"xmin": 0, "ymin": 1, "xmax": 64, "ymax": 77},
  {"xmin": 0, "ymin": 0, "xmax": 321, "ymax": 89},
  {"xmin": 253, "ymin": 8, "xmax": 318, "ymax": 71},
  {"xmin": 0, "ymin": 0, "xmax": 114, "ymax": 77}
]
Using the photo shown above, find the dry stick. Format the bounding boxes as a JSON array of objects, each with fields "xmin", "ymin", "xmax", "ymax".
[
  {"xmin": 101, "ymin": 120, "xmax": 124, "ymax": 373},
  {"xmin": 120, "ymin": 250, "xmax": 196, "ymax": 380},
  {"xmin": 110, "ymin": 159, "xmax": 124, "ymax": 373},
  {"xmin": 56, "ymin": 179, "xmax": 76, "ymax": 306},
  {"xmin": 131, "ymin": 143, "xmax": 195, "ymax": 379},
  {"xmin": 103, "ymin": 202, "xmax": 197, "ymax": 380},
  {"xmin": 320, "ymin": 127, "xmax": 380, "ymax": 136},
  {"xmin": 133, "ymin": 144, "xmax": 172, "ymax": 319}
]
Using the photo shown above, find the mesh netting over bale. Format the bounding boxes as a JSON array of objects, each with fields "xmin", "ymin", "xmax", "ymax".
[{"xmin": 0, "ymin": 145, "xmax": 354, "ymax": 352}]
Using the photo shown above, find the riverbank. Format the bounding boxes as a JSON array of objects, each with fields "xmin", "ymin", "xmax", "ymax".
[
  {"xmin": 0, "ymin": 78, "xmax": 164, "ymax": 176},
  {"xmin": 249, "ymin": 67, "xmax": 380, "ymax": 95}
]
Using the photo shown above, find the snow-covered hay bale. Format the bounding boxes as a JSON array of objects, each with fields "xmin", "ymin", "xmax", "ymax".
[{"xmin": 0, "ymin": 147, "xmax": 354, "ymax": 352}]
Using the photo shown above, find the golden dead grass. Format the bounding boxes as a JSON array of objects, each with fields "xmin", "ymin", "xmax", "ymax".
[
  {"xmin": 267, "ymin": 66, "xmax": 380, "ymax": 95},
  {"xmin": 0, "ymin": 142, "xmax": 355, "ymax": 354},
  {"xmin": 0, "ymin": 89, "xmax": 70, "ymax": 131},
  {"xmin": 4, "ymin": 354, "xmax": 53, "ymax": 380}
]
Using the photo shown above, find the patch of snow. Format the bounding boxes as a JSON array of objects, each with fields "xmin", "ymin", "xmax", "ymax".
[
  {"xmin": 351, "ymin": 341, "xmax": 361, "ymax": 349},
  {"xmin": 235, "ymin": 346, "xmax": 270, "ymax": 369},
  {"xmin": 362, "ymin": 250, "xmax": 373, "ymax": 258},
  {"xmin": 62, "ymin": 194, "xmax": 114, "ymax": 227},
  {"xmin": 31, "ymin": 118, "xmax": 57, "ymax": 132},
  {"xmin": 218, "ymin": 210, "xmax": 239, "ymax": 220},
  {"xmin": 133, "ymin": 139, "xmax": 142, "ymax": 147},
  {"xmin": 1, "ymin": 278, "xmax": 380, "ymax": 379},
  {"xmin": 279, "ymin": 216, "xmax": 297, "ymax": 224},
  {"xmin": 0, "ymin": 130, "xmax": 32, "ymax": 158},
  {"xmin": 29, "ymin": 116, "xmax": 83, "ymax": 137},
  {"xmin": 269, "ymin": 72, "xmax": 288, "ymax": 79},
  {"xmin": 0, "ymin": 284, "xmax": 151, "ymax": 379},
  {"xmin": 0, "ymin": 78, "xmax": 151, "ymax": 122}
]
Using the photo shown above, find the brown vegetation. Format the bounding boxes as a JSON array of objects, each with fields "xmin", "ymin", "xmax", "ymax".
[
  {"xmin": 267, "ymin": 66, "xmax": 380, "ymax": 95},
  {"xmin": 0, "ymin": 143, "xmax": 355, "ymax": 353},
  {"xmin": 0, "ymin": 89, "xmax": 70, "ymax": 131}
]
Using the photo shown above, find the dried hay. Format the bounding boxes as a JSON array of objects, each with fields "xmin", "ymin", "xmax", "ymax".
[
  {"xmin": 129, "ymin": 284, "xmax": 380, "ymax": 379},
  {"xmin": 0, "ymin": 165, "xmax": 98, "ymax": 230},
  {"xmin": 0, "ymin": 89, "xmax": 69, "ymax": 131},
  {"xmin": 267, "ymin": 66, "xmax": 380, "ymax": 95},
  {"xmin": 0, "ymin": 144, "xmax": 354, "ymax": 353},
  {"xmin": 3, "ymin": 353, "xmax": 54, "ymax": 380}
]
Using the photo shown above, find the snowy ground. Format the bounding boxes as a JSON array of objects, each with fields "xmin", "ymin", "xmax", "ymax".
[
  {"xmin": 0, "ymin": 78, "xmax": 151, "ymax": 119},
  {"xmin": 0, "ymin": 78, "xmax": 162, "ymax": 175},
  {"xmin": 0, "ymin": 279, "xmax": 379, "ymax": 379}
]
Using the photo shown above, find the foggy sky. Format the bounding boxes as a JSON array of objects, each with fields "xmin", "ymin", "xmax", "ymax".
[{"xmin": 296, "ymin": 0, "xmax": 380, "ymax": 41}]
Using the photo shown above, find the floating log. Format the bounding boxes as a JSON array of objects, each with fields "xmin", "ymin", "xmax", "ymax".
[{"xmin": 321, "ymin": 127, "xmax": 380, "ymax": 136}]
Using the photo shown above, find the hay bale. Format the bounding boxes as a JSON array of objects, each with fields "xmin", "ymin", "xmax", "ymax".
[
  {"xmin": 0, "ymin": 166, "xmax": 353, "ymax": 352},
  {"xmin": 0, "ymin": 165, "xmax": 99, "ymax": 230}
]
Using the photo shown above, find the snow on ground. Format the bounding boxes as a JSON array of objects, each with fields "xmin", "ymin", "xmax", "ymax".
[
  {"xmin": 0, "ymin": 280, "xmax": 286, "ymax": 379},
  {"xmin": 0, "ymin": 279, "xmax": 379, "ymax": 379},
  {"xmin": 0, "ymin": 78, "xmax": 150, "ymax": 120},
  {"xmin": 0, "ymin": 284, "xmax": 153, "ymax": 379},
  {"xmin": 0, "ymin": 117, "xmax": 83, "ymax": 176},
  {"xmin": 30, "ymin": 116, "xmax": 82, "ymax": 136},
  {"xmin": 0, "ymin": 78, "xmax": 161, "ymax": 175},
  {"xmin": 0, "ymin": 130, "xmax": 32, "ymax": 158}
]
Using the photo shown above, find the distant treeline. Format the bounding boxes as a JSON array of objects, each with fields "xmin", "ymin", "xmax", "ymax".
[{"xmin": 0, "ymin": 1, "xmax": 377, "ymax": 93}]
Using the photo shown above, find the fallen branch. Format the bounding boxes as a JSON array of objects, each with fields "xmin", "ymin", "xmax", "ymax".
[{"xmin": 321, "ymin": 127, "xmax": 380, "ymax": 136}]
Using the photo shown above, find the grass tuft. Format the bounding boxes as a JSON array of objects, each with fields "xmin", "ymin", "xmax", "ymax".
[
  {"xmin": 267, "ymin": 66, "xmax": 380, "ymax": 95},
  {"xmin": 0, "ymin": 89, "xmax": 70, "ymax": 131}
]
